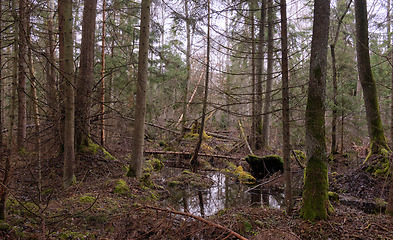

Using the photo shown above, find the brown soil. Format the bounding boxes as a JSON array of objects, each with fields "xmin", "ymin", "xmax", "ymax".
[{"xmin": 1, "ymin": 137, "xmax": 393, "ymax": 240}]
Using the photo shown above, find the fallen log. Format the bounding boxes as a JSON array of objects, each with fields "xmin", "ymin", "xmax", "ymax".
[{"xmin": 144, "ymin": 150, "xmax": 240, "ymax": 160}]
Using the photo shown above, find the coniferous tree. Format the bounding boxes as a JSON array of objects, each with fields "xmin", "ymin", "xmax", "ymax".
[
  {"xmin": 59, "ymin": 0, "xmax": 75, "ymax": 188},
  {"xmin": 75, "ymin": 0, "xmax": 97, "ymax": 150},
  {"xmin": 127, "ymin": 0, "xmax": 152, "ymax": 178},
  {"xmin": 355, "ymin": 0, "xmax": 389, "ymax": 155}
]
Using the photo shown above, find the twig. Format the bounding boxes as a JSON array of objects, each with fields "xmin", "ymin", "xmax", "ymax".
[
  {"xmin": 142, "ymin": 205, "xmax": 248, "ymax": 240},
  {"xmin": 238, "ymin": 120, "xmax": 253, "ymax": 155},
  {"xmin": 245, "ymin": 175, "xmax": 281, "ymax": 192}
]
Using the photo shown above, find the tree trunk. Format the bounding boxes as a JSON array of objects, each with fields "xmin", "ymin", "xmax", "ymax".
[
  {"xmin": 255, "ymin": 0, "xmax": 266, "ymax": 150},
  {"xmin": 250, "ymin": 0, "xmax": 257, "ymax": 150},
  {"xmin": 330, "ymin": 0, "xmax": 352, "ymax": 155},
  {"xmin": 10, "ymin": 0, "xmax": 18, "ymax": 147},
  {"xmin": 261, "ymin": 0, "xmax": 273, "ymax": 149},
  {"xmin": 355, "ymin": 0, "xmax": 389, "ymax": 155},
  {"xmin": 181, "ymin": 0, "xmax": 191, "ymax": 136},
  {"xmin": 280, "ymin": 0, "xmax": 292, "ymax": 214},
  {"xmin": 59, "ymin": 0, "xmax": 75, "ymax": 188},
  {"xmin": 46, "ymin": 0, "xmax": 58, "ymax": 148},
  {"xmin": 190, "ymin": 0, "xmax": 210, "ymax": 172},
  {"xmin": 75, "ymin": 0, "xmax": 97, "ymax": 150},
  {"xmin": 300, "ymin": 0, "xmax": 331, "ymax": 221},
  {"xmin": 100, "ymin": 0, "xmax": 106, "ymax": 146},
  {"xmin": 127, "ymin": 0, "xmax": 152, "ymax": 178},
  {"xmin": 0, "ymin": 0, "xmax": 2, "ymax": 147},
  {"xmin": 17, "ymin": 0, "xmax": 28, "ymax": 150}
]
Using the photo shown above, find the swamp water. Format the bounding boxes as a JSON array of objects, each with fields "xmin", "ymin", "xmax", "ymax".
[{"xmin": 161, "ymin": 168, "xmax": 284, "ymax": 217}]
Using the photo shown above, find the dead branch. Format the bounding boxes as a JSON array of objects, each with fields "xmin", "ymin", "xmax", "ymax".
[
  {"xmin": 142, "ymin": 205, "xmax": 248, "ymax": 240},
  {"xmin": 291, "ymin": 150, "xmax": 305, "ymax": 169}
]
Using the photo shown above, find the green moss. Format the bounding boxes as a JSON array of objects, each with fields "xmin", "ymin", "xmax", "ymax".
[
  {"xmin": 79, "ymin": 195, "xmax": 96, "ymax": 203},
  {"xmin": 328, "ymin": 191, "xmax": 339, "ymax": 202},
  {"xmin": 140, "ymin": 173, "xmax": 154, "ymax": 189},
  {"xmin": 79, "ymin": 141, "xmax": 116, "ymax": 160},
  {"xmin": 114, "ymin": 179, "xmax": 130, "ymax": 195},
  {"xmin": 168, "ymin": 181, "xmax": 181, "ymax": 187},
  {"xmin": 144, "ymin": 158, "xmax": 164, "ymax": 172},
  {"xmin": 300, "ymin": 153, "xmax": 332, "ymax": 221}
]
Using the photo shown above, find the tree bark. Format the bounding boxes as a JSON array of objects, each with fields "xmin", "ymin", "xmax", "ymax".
[
  {"xmin": 127, "ymin": 0, "xmax": 152, "ymax": 178},
  {"xmin": 59, "ymin": 0, "xmax": 75, "ymax": 188},
  {"xmin": 17, "ymin": 0, "xmax": 28, "ymax": 150},
  {"xmin": 100, "ymin": 0, "xmax": 106, "ymax": 146},
  {"xmin": 10, "ymin": 0, "xmax": 18, "ymax": 147},
  {"xmin": 255, "ymin": 0, "xmax": 266, "ymax": 150},
  {"xmin": 75, "ymin": 0, "xmax": 97, "ymax": 150},
  {"xmin": 355, "ymin": 0, "xmax": 389, "ymax": 155},
  {"xmin": 250, "ymin": 0, "xmax": 257, "ymax": 150},
  {"xmin": 262, "ymin": 0, "xmax": 274, "ymax": 149},
  {"xmin": 300, "ymin": 0, "xmax": 331, "ymax": 221},
  {"xmin": 280, "ymin": 0, "xmax": 292, "ymax": 214}
]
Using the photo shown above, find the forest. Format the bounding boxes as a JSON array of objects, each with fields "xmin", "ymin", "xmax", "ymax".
[{"xmin": 1, "ymin": 0, "xmax": 393, "ymax": 239}]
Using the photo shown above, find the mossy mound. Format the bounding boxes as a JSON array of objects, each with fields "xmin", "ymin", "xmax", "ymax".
[
  {"xmin": 223, "ymin": 162, "xmax": 256, "ymax": 185},
  {"xmin": 245, "ymin": 155, "xmax": 284, "ymax": 179},
  {"xmin": 364, "ymin": 154, "xmax": 390, "ymax": 178},
  {"xmin": 144, "ymin": 158, "xmax": 164, "ymax": 172}
]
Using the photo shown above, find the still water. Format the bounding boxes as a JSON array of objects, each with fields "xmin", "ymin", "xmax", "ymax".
[{"xmin": 162, "ymin": 169, "xmax": 284, "ymax": 217}]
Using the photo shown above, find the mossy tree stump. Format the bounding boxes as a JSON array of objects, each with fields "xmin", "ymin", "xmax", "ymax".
[{"xmin": 245, "ymin": 155, "xmax": 283, "ymax": 179}]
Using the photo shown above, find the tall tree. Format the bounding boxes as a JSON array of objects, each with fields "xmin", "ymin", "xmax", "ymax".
[
  {"xmin": 180, "ymin": 0, "xmax": 191, "ymax": 136},
  {"xmin": 127, "ymin": 0, "xmax": 152, "ymax": 178},
  {"xmin": 300, "ymin": 0, "xmax": 331, "ymax": 221},
  {"xmin": 190, "ymin": 0, "xmax": 210, "ymax": 172},
  {"xmin": 10, "ymin": 0, "xmax": 18, "ymax": 147},
  {"xmin": 46, "ymin": 0, "xmax": 58, "ymax": 146},
  {"xmin": 17, "ymin": 0, "xmax": 28, "ymax": 150},
  {"xmin": 330, "ymin": 0, "xmax": 352, "ymax": 154},
  {"xmin": 59, "ymin": 0, "xmax": 75, "ymax": 188},
  {"xmin": 250, "ymin": 0, "xmax": 257, "ymax": 150},
  {"xmin": 100, "ymin": 0, "xmax": 106, "ymax": 146},
  {"xmin": 261, "ymin": 0, "xmax": 274, "ymax": 149},
  {"xmin": 280, "ymin": 0, "xmax": 292, "ymax": 214},
  {"xmin": 355, "ymin": 0, "xmax": 389, "ymax": 155},
  {"xmin": 255, "ymin": 0, "xmax": 266, "ymax": 150},
  {"xmin": 75, "ymin": 0, "xmax": 97, "ymax": 149}
]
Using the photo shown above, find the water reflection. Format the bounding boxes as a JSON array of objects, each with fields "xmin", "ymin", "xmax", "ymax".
[{"xmin": 164, "ymin": 170, "xmax": 284, "ymax": 216}]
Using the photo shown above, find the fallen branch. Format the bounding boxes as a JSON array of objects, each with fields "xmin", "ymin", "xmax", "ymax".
[
  {"xmin": 142, "ymin": 205, "xmax": 248, "ymax": 240},
  {"xmin": 144, "ymin": 150, "xmax": 240, "ymax": 160},
  {"xmin": 291, "ymin": 150, "xmax": 305, "ymax": 169},
  {"xmin": 238, "ymin": 120, "xmax": 253, "ymax": 155}
]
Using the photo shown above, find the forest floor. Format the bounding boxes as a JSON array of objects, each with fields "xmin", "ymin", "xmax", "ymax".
[{"xmin": 2, "ymin": 132, "xmax": 393, "ymax": 239}]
